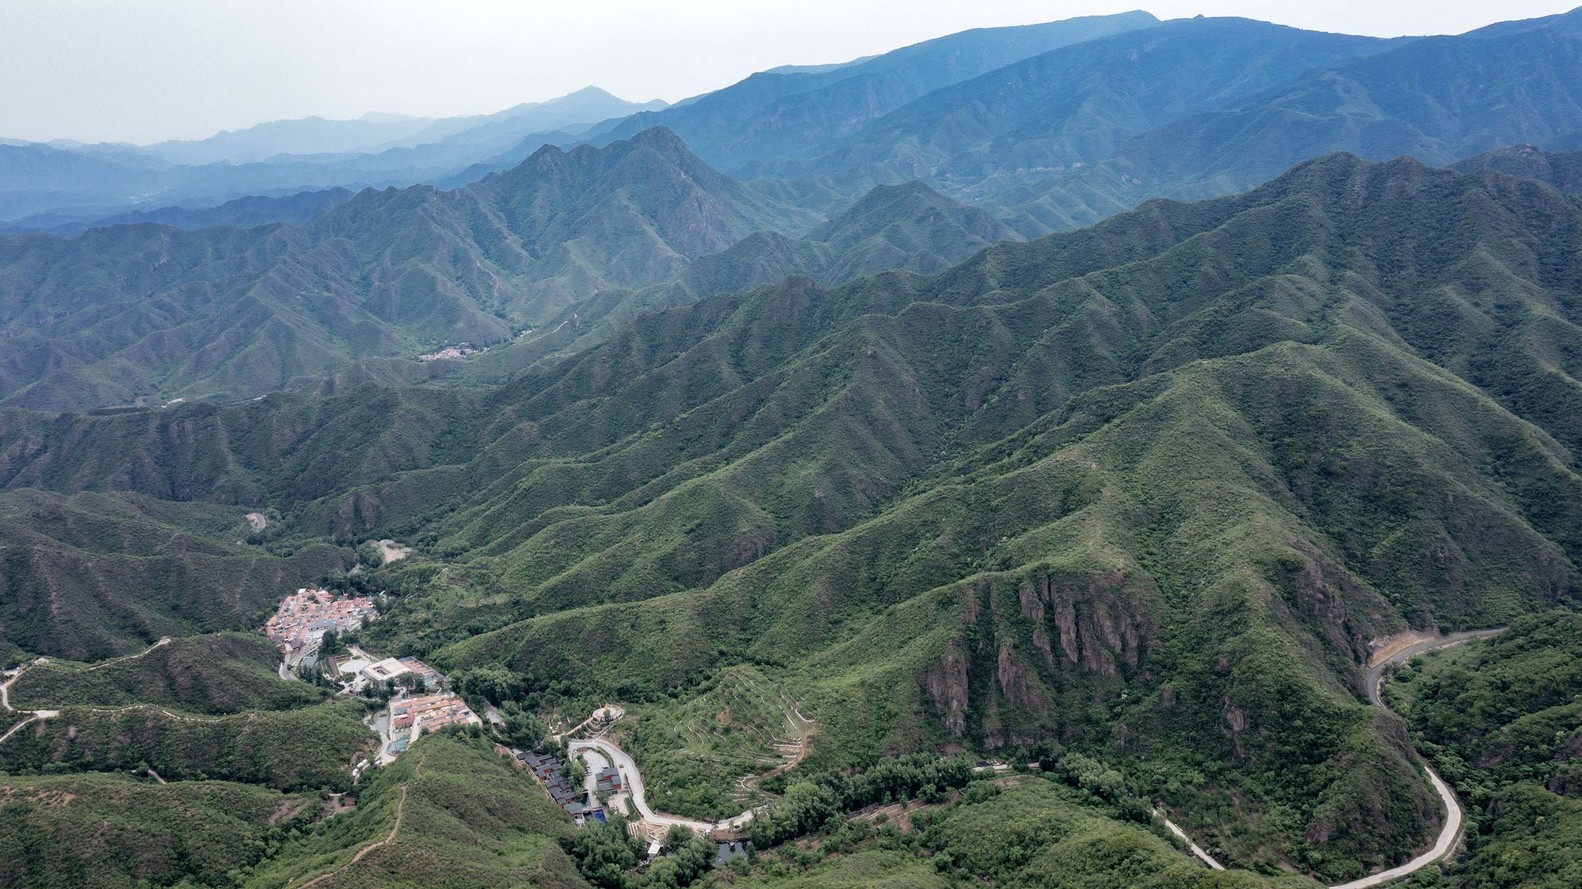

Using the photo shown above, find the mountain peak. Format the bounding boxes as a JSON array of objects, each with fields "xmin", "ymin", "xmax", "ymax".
[{"xmin": 623, "ymin": 125, "xmax": 689, "ymax": 154}]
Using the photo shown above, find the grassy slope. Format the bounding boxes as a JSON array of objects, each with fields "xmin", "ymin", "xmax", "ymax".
[
  {"xmin": 0, "ymin": 773, "xmax": 309, "ymax": 889},
  {"xmin": 0, "ymin": 701, "xmax": 375, "ymax": 792},
  {"xmin": 242, "ymin": 734, "xmax": 589, "ymax": 889},
  {"xmin": 9, "ymin": 632, "xmax": 327, "ymax": 713},
  {"xmin": 2, "ymin": 633, "xmax": 373, "ymax": 792},
  {"xmin": 0, "ymin": 490, "xmax": 353, "ymax": 661}
]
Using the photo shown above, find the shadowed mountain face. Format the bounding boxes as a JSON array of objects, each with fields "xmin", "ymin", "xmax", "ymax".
[
  {"xmin": 0, "ymin": 129, "xmax": 825, "ymax": 411},
  {"xmin": 1083, "ymin": 21, "xmax": 1582, "ymax": 198},
  {"xmin": 1454, "ymin": 144, "xmax": 1582, "ymax": 193},
  {"xmin": 3, "ymin": 154, "xmax": 1581, "ymax": 879},
  {"xmin": 787, "ymin": 18, "xmax": 1394, "ymax": 194},
  {"xmin": 590, "ymin": 11, "xmax": 1162, "ymax": 173}
]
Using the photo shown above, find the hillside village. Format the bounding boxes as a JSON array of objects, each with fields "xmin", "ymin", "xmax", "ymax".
[
  {"xmin": 257, "ymin": 585, "xmax": 772, "ymax": 860},
  {"xmin": 261, "ymin": 587, "xmax": 481, "ymax": 764}
]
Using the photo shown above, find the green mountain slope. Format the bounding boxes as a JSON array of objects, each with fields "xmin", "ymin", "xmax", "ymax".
[
  {"xmin": 0, "ymin": 491, "xmax": 351, "ymax": 661},
  {"xmin": 0, "ymin": 773, "xmax": 313, "ymax": 889},
  {"xmin": 469, "ymin": 179, "xmax": 1020, "ymax": 374},
  {"xmin": 8, "ymin": 632, "xmax": 327, "ymax": 713},
  {"xmin": 592, "ymin": 12, "xmax": 1161, "ymax": 173},
  {"xmin": 1028, "ymin": 17, "xmax": 1582, "ymax": 226},
  {"xmin": 241, "ymin": 734, "xmax": 589, "ymax": 889},
  {"xmin": 1387, "ymin": 613, "xmax": 1582, "ymax": 888},
  {"xmin": 793, "ymin": 17, "xmax": 1393, "ymax": 228},
  {"xmin": 0, "ymin": 128, "xmax": 817, "ymax": 411},
  {"xmin": 393, "ymin": 156, "xmax": 1582, "ymax": 877},
  {"xmin": 3, "ymin": 154, "xmax": 1581, "ymax": 880},
  {"xmin": 1, "ymin": 701, "xmax": 374, "ymax": 792}
]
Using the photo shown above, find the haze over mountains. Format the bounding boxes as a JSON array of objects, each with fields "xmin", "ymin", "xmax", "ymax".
[{"xmin": 4, "ymin": 7, "xmax": 1582, "ymax": 889}]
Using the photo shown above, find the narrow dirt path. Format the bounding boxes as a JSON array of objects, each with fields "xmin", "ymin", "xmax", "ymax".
[{"xmin": 294, "ymin": 765, "xmax": 416, "ymax": 889}]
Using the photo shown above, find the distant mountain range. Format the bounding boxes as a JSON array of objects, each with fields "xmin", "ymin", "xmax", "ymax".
[
  {"xmin": 8, "ymin": 8, "xmax": 1582, "ymax": 411},
  {"xmin": 0, "ymin": 87, "xmax": 666, "ymax": 225},
  {"xmin": 0, "ymin": 128, "xmax": 1012, "ymax": 410}
]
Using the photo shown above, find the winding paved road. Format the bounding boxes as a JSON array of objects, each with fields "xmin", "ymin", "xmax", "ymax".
[
  {"xmin": 1327, "ymin": 629, "xmax": 1501, "ymax": 889},
  {"xmin": 1157, "ymin": 628, "xmax": 1503, "ymax": 888}
]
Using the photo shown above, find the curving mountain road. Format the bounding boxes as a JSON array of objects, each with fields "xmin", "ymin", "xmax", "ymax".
[
  {"xmin": 1327, "ymin": 628, "xmax": 1502, "ymax": 889},
  {"xmin": 567, "ymin": 737, "xmax": 725, "ymax": 833},
  {"xmin": 1156, "ymin": 629, "xmax": 1502, "ymax": 888}
]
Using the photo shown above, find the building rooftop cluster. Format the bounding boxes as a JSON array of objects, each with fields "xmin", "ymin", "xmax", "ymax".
[
  {"xmin": 262, "ymin": 588, "xmax": 375, "ymax": 654},
  {"xmin": 386, "ymin": 692, "xmax": 481, "ymax": 753},
  {"xmin": 351, "ymin": 655, "xmax": 440, "ymax": 689},
  {"xmin": 519, "ymin": 750, "xmax": 611, "ymax": 826}
]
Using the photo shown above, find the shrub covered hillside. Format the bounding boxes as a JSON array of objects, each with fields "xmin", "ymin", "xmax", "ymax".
[
  {"xmin": 7, "ymin": 633, "xmax": 329, "ymax": 713},
  {"xmin": 3, "ymin": 154, "xmax": 1582, "ymax": 881},
  {"xmin": 1388, "ymin": 612, "xmax": 1582, "ymax": 889},
  {"xmin": 241, "ymin": 733, "xmax": 590, "ymax": 889},
  {"xmin": 1, "ymin": 632, "xmax": 374, "ymax": 791},
  {"xmin": 0, "ymin": 773, "xmax": 316, "ymax": 889},
  {"xmin": 0, "ymin": 491, "xmax": 352, "ymax": 662}
]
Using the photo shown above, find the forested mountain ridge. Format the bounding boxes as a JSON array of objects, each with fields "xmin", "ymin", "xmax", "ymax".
[
  {"xmin": 588, "ymin": 11, "xmax": 1162, "ymax": 173},
  {"xmin": 3, "ymin": 154, "xmax": 1581, "ymax": 881},
  {"xmin": 0, "ymin": 127, "xmax": 1035, "ymax": 412},
  {"xmin": 0, "ymin": 87, "xmax": 667, "ymax": 225}
]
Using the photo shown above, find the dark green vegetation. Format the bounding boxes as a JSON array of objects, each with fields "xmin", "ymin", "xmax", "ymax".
[
  {"xmin": 1, "ymin": 633, "xmax": 374, "ymax": 791},
  {"xmin": 0, "ymin": 490, "xmax": 351, "ymax": 661},
  {"xmin": 1, "ymin": 701, "xmax": 373, "ymax": 791},
  {"xmin": 1389, "ymin": 613, "xmax": 1582, "ymax": 889},
  {"xmin": 4, "ymin": 153, "xmax": 1581, "ymax": 883},
  {"xmin": 242, "ymin": 733, "xmax": 591, "ymax": 889},
  {"xmin": 0, "ymin": 773, "xmax": 315, "ymax": 889},
  {"xmin": 0, "ymin": 733, "xmax": 592, "ymax": 889},
  {"xmin": 625, "ymin": 666, "xmax": 811, "ymax": 820},
  {"xmin": 13, "ymin": 9, "xmax": 1582, "ymax": 887},
  {"xmin": 711, "ymin": 776, "xmax": 1307, "ymax": 889},
  {"xmin": 0, "ymin": 129, "xmax": 1028, "ymax": 412},
  {"xmin": 8, "ymin": 633, "xmax": 327, "ymax": 712}
]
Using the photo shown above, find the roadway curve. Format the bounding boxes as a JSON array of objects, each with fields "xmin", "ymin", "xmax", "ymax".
[
  {"xmin": 567, "ymin": 737, "xmax": 736, "ymax": 833},
  {"xmin": 1328, "ymin": 629, "xmax": 1502, "ymax": 889},
  {"xmin": 1156, "ymin": 629, "xmax": 1501, "ymax": 888}
]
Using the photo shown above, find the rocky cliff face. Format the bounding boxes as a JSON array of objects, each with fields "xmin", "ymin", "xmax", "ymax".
[{"xmin": 922, "ymin": 566, "xmax": 1159, "ymax": 745}]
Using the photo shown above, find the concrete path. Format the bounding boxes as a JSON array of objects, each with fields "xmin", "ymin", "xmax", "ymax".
[{"xmin": 1155, "ymin": 809, "xmax": 1225, "ymax": 870}]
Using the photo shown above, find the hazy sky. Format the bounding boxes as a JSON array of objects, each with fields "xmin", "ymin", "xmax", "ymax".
[{"xmin": 2, "ymin": 0, "xmax": 1576, "ymax": 144}]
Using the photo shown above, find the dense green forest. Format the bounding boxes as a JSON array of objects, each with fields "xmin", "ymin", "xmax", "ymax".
[
  {"xmin": 7, "ymin": 11, "xmax": 1582, "ymax": 875},
  {"xmin": 1389, "ymin": 613, "xmax": 1582, "ymax": 888}
]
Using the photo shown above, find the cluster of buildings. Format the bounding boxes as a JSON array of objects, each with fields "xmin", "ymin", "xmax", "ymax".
[
  {"xmin": 518, "ymin": 750, "xmax": 616, "ymax": 826},
  {"xmin": 353, "ymin": 655, "xmax": 441, "ymax": 689},
  {"xmin": 384, "ymin": 692, "xmax": 482, "ymax": 757},
  {"xmin": 262, "ymin": 588, "xmax": 376, "ymax": 657}
]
